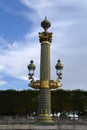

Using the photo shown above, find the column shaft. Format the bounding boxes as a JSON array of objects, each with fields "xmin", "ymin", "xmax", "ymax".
[{"xmin": 40, "ymin": 42, "xmax": 50, "ymax": 81}]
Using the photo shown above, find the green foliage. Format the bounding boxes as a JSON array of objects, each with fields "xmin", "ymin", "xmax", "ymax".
[
  {"xmin": 0, "ymin": 89, "xmax": 39, "ymax": 115},
  {"xmin": 0, "ymin": 89, "xmax": 87, "ymax": 116},
  {"xmin": 51, "ymin": 89, "xmax": 87, "ymax": 116}
]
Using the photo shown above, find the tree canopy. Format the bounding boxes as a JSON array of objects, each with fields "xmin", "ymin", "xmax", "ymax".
[{"xmin": 0, "ymin": 89, "xmax": 87, "ymax": 116}]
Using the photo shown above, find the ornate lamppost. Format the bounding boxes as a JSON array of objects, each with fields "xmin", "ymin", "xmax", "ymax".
[{"xmin": 27, "ymin": 17, "xmax": 63, "ymax": 125}]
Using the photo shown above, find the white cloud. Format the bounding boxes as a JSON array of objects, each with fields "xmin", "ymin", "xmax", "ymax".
[
  {"xmin": 0, "ymin": 36, "xmax": 40, "ymax": 82},
  {"xmin": 0, "ymin": 65, "xmax": 5, "ymax": 71},
  {"xmin": 0, "ymin": 80, "xmax": 7, "ymax": 86}
]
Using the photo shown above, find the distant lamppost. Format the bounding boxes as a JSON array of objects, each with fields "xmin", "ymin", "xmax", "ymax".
[
  {"xmin": 28, "ymin": 60, "xmax": 36, "ymax": 80},
  {"xmin": 27, "ymin": 17, "xmax": 63, "ymax": 124},
  {"xmin": 55, "ymin": 59, "xmax": 63, "ymax": 80}
]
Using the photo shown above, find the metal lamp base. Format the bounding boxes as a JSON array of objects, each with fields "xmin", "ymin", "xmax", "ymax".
[{"xmin": 35, "ymin": 115, "xmax": 55, "ymax": 125}]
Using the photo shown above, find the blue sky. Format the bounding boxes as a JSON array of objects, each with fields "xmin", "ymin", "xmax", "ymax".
[{"xmin": 0, "ymin": 0, "xmax": 87, "ymax": 90}]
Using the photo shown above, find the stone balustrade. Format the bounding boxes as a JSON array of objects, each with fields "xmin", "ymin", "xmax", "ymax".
[{"xmin": 0, "ymin": 116, "xmax": 87, "ymax": 130}]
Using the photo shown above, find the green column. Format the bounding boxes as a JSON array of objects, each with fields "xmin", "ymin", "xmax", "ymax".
[
  {"xmin": 37, "ymin": 41, "xmax": 54, "ymax": 124},
  {"xmin": 36, "ymin": 17, "xmax": 54, "ymax": 125},
  {"xmin": 40, "ymin": 42, "xmax": 50, "ymax": 81}
]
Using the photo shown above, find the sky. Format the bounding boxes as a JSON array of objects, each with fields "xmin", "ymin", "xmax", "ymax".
[{"xmin": 0, "ymin": 0, "xmax": 87, "ymax": 90}]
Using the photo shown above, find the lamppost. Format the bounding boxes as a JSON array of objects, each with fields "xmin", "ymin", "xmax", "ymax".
[
  {"xmin": 28, "ymin": 60, "xmax": 36, "ymax": 80},
  {"xmin": 55, "ymin": 59, "xmax": 63, "ymax": 80},
  {"xmin": 27, "ymin": 17, "xmax": 63, "ymax": 125}
]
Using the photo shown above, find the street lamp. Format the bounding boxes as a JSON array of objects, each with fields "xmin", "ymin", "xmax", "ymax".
[
  {"xmin": 55, "ymin": 59, "xmax": 63, "ymax": 80},
  {"xmin": 27, "ymin": 18, "xmax": 64, "ymax": 124},
  {"xmin": 27, "ymin": 60, "xmax": 36, "ymax": 80}
]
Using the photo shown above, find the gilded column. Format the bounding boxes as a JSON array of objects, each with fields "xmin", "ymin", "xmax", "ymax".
[
  {"xmin": 37, "ymin": 17, "xmax": 54, "ymax": 124},
  {"xmin": 28, "ymin": 17, "xmax": 63, "ymax": 125}
]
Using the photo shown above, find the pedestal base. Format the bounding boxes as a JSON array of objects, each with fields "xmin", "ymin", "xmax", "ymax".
[{"xmin": 35, "ymin": 115, "xmax": 55, "ymax": 125}]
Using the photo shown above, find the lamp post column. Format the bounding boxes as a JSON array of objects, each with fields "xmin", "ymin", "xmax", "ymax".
[
  {"xmin": 27, "ymin": 17, "xmax": 63, "ymax": 125},
  {"xmin": 37, "ymin": 17, "xmax": 53, "ymax": 124}
]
